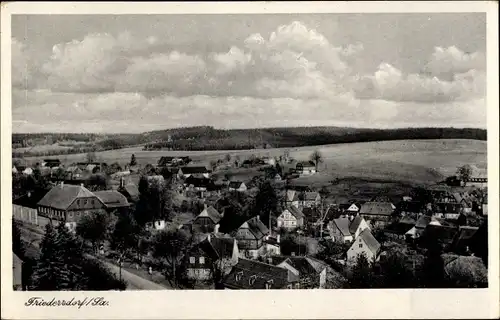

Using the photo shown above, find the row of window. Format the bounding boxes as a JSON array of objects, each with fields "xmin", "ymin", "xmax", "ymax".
[{"xmin": 189, "ymin": 256, "xmax": 205, "ymax": 264}]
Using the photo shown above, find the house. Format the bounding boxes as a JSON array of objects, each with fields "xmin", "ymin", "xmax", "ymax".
[
  {"xmin": 192, "ymin": 205, "xmax": 223, "ymax": 234},
  {"xmin": 66, "ymin": 166, "xmax": 84, "ymax": 179},
  {"xmin": 37, "ymin": 183, "xmax": 106, "ymax": 232},
  {"xmin": 178, "ymin": 166, "xmax": 211, "ymax": 179},
  {"xmin": 284, "ymin": 190, "xmax": 300, "ymax": 208},
  {"xmin": 300, "ymin": 192, "xmax": 321, "ymax": 208},
  {"xmin": 346, "ymin": 229, "xmax": 381, "ymax": 263},
  {"xmin": 328, "ymin": 217, "xmax": 353, "ymax": 243},
  {"xmin": 228, "ymin": 181, "xmax": 247, "ymax": 192},
  {"xmin": 42, "ymin": 159, "xmax": 61, "ymax": 168},
  {"xmin": 449, "ymin": 226, "xmax": 479, "ymax": 255},
  {"xmin": 22, "ymin": 167, "xmax": 34, "ymax": 176},
  {"xmin": 13, "ymin": 253, "xmax": 23, "ymax": 291},
  {"xmin": 359, "ymin": 202, "xmax": 395, "ymax": 227},
  {"xmin": 262, "ymin": 156, "xmax": 276, "ymax": 166},
  {"xmin": 235, "ymin": 216, "xmax": 270, "ymax": 259},
  {"xmin": 223, "ymin": 258, "xmax": 299, "ymax": 289},
  {"xmin": 93, "ymin": 190, "xmax": 130, "ymax": 213},
  {"xmin": 295, "ymin": 161, "xmax": 316, "ymax": 176},
  {"xmin": 398, "ymin": 201, "xmax": 427, "ymax": 217},
  {"xmin": 481, "ymin": 193, "xmax": 488, "ymax": 216},
  {"xmin": 422, "ymin": 224, "xmax": 459, "ymax": 245},
  {"xmin": 277, "ymin": 206, "xmax": 305, "ymax": 231},
  {"xmin": 184, "ymin": 176, "xmax": 216, "ymax": 197},
  {"xmin": 117, "ymin": 180, "xmax": 140, "ymax": 203},
  {"xmin": 158, "ymin": 156, "xmax": 175, "ymax": 167},
  {"xmin": 384, "ymin": 216, "xmax": 416, "ymax": 240},
  {"xmin": 274, "ymin": 173, "xmax": 282, "ymax": 181},
  {"xmin": 12, "ymin": 166, "xmax": 18, "ymax": 174},
  {"xmin": 348, "ymin": 215, "xmax": 370, "ymax": 239},
  {"xmin": 186, "ymin": 234, "xmax": 239, "ymax": 282},
  {"xmin": 434, "ymin": 202, "xmax": 463, "ymax": 220},
  {"xmin": 341, "ymin": 202, "xmax": 361, "ymax": 215},
  {"xmin": 268, "ymin": 255, "xmax": 329, "ymax": 289}
]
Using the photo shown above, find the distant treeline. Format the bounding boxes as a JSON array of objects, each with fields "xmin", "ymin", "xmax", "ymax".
[
  {"xmin": 13, "ymin": 126, "xmax": 486, "ymax": 157},
  {"xmin": 143, "ymin": 126, "xmax": 487, "ymax": 151}
]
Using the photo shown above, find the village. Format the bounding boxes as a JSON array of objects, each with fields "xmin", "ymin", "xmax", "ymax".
[{"xmin": 12, "ymin": 148, "xmax": 488, "ymax": 290}]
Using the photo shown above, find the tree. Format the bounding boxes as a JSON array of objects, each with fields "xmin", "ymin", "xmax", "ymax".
[
  {"xmin": 12, "ymin": 220, "xmax": 25, "ymax": 259},
  {"xmin": 76, "ymin": 211, "xmax": 110, "ymax": 254},
  {"xmin": 130, "ymin": 154, "xmax": 137, "ymax": 166},
  {"xmin": 348, "ymin": 253, "xmax": 374, "ymax": 288},
  {"xmin": 251, "ymin": 180, "xmax": 279, "ymax": 226},
  {"xmin": 224, "ymin": 153, "xmax": 232, "ymax": 163},
  {"xmin": 86, "ymin": 151, "xmax": 96, "ymax": 163},
  {"xmin": 111, "ymin": 212, "xmax": 142, "ymax": 257},
  {"xmin": 85, "ymin": 174, "xmax": 109, "ymax": 191},
  {"xmin": 209, "ymin": 159, "xmax": 217, "ymax": 172},
  {"xmin": 378, "ymin": 249, "xmax": 415, "ymax": 288},
  {"xmin": 106, "ymin": 162, "xmax": 122, "ymax": 175},
  {"xmin": 456, "ymin": 164, "xmax": 473, "ymax": 186},
  {"xmin": 310, "ymin": 149, "xmax": 323, "ymax": 172},
  {"xmin": 31, "ymin": 224, "xmax": 71, "ymax": 290},
  {"xmin": 421, "ymin": 240, "xmax": 446, "ymax": 288},
  {"xmin": 152, "ymin": 229, "xmax": 190, "ymax": 287}
]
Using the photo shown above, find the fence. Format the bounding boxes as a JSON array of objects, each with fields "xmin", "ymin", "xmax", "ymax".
[{"xmin": 13, "ymin": 205, "xmax": 38, "ymax": 225}]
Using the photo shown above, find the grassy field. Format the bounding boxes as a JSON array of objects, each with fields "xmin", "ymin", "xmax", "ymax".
[{"xmin": 26, "ymin": 139, "xmax": 486, "ymax": 185}]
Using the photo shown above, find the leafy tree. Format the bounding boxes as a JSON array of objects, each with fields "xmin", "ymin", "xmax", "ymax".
[
  {"xmin": 111, "ymin": 212, "xmax": 142, "ymax": 257},
  {"xmin": 55, "ymin": 222, "xmax": 86, "ymax": 289},
  {"xmin": 348, "ymin": 253, "xmax": 374, "ymax": 288},
  {"xmin": 76, "ymin": 211, "xmax": 110, "ymax": 254},
  {"xmin": 310, "ymin": 149, "xmax": 323, "ymax": 172},
  {"xmin": 377, "ymin": 249, "xmax": 415, "ymax": 288},
  {"xmin": 130, "ymin": 154, "xmax": 137, "ymax": 166},
  {"xmin": 275, "ymin": 163, "xmax": 283, "ymax": 177},
  {"xmin": 209, "ymin": 159, "xmax": 218, "ymax": 172},
  {"xmin": 421, "ymin": 240, "xmax": 446, "ymax": 288},
  {"xmin": 12, "ymin": 220, "xmax": 25, "ymax": 259},
  {"xmin": 456, "ymin": 164, "xmax": 473, "ymax": 186},
  {"xmin": 106, "ymin": 162, "xmax": 122, "ymax": 175},
  {"xmin": 80, "ymin": 259, "xmax": 127, "ymax": 290},
  {"xmin": 152, "ymin": 229, "xmax": 190, "ymax": 287},
  {"xmin": 224, "ymin": 153, "xmax": 232, "ymax": 163},
  {"xmin": 85, "ymin": 174, "xmax": 109, "ymax": 191},
  {"xmin": 251, "ymin": 180, "xmax": 278, "ymax": 226}
]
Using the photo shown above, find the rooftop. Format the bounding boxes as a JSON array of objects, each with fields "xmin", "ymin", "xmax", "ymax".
[{"xmin": 37, "ymin": 184, "xmax": 97, "ymax": 210}]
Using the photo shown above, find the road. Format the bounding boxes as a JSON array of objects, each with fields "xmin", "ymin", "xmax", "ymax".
[{"xmin": 84, "ymin": 254, "xmax": 169, "ymax": 290}]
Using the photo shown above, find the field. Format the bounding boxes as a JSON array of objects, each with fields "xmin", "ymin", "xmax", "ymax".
[{"xmin": 26, "ymin": 139, "xmax": 487, "ymax": 185}]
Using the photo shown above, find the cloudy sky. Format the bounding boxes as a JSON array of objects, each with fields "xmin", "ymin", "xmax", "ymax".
[{"xmin": 12, "ymin": 13, "xmax": 486, "ymax": 133}]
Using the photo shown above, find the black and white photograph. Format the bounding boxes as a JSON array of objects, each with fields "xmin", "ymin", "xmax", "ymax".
[{"xmin": 2, "ymin": 2, "xmax": 499, "ymax": 319}]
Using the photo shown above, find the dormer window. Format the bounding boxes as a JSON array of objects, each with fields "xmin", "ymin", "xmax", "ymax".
[
  {"xmin": 189, "ymin": 257, "xmax": 195, "ymax": 264},
  {"xmin": 199, "ymin": 257, "xmax": 205, "ymax": 265},
  {"xmin": 235, "ymin": 271, "xmax": 243, "ymax": 282},
  {"xmin": 249, "ymin": 275, "xmax": 257, "ymax": 286}
]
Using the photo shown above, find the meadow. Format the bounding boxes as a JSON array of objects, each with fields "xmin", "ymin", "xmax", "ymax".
[{"xmin": 27, "ymin": 139, "xmax": 487, "ymax": 186}]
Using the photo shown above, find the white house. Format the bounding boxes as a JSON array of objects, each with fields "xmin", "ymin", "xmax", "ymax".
[
  {"xmin": 23, "ymin": 167, "xmax": 34, "ymax": 175},
  {"xmin": 328, "ymin": 217, "xmax": 353, "ymax": 243},
  {"xmin": 277, "ymin": 206, "xmax": 305, "ymax": 231},
  {"xmin": 346, "ymin": 229, "xmax": 381, "ymax": 263},
  {"xmin": 348, "ymin": 215, "xmax": 370, "ymax": 239},
  {"xmin": 228, "ymin": 181, "xmax": 247, "ymax": 192}
]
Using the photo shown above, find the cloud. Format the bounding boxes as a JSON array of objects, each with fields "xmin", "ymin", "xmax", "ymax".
[{"xmin": 424, "ymin": 46, "xmax": 486, "ymax": 79}]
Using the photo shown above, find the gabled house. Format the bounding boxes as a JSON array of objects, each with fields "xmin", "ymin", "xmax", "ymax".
[
  {"xmin": 192, "ymin": 205, "xmax": 223, "ymax": 234},
  {"xmin": 295, "ymin": 161, "xmax": 316, "ymax": 176},
  {"xmin": 269, "ymin": 255, "xmax": 329, "ymax": 289},
  {"xmin": 300, "ymin": 192, "xmax": 321, "ymax": 208},
  {"xmin": 284, "ymin": 190, "xmax": 300, "ymax": 208},
  {"xmin": 434, "ymin": 202, "xmax": 463, "ymax": 220},
  {"xmin": 277, "ymin": 206, "xmax": 304, "ymax": 231},
  {"xmin": 179, "ymin": 166, "xmax": 211, "ymax": 179},
  {"xmin": 235, "ymin": 216, "xmax": 270, "ymax": 259},
  {"xmin": 158, "ymin": 156, "xmax": 175, "ymax": 167},
  {"xmin": 228, "ymin": 181, "xmax": 247, "ymax": 192},
  {"xmin": 37, "ymin": 183, "xmax": 106, "ymax": 232},
  {"xmin": 348, "ymin": 215, "xmax": 370, "ymax": 239},
  {"xmin": 22, "ymin": 167, "xmax": 34, "ymax": 176},
  {"xmin": 449, "ymin": 226, "xmax": 479, "ymax": 255},
  {"xmin": 223, "ymin": 258, "xmax": 299, "ymax": 289},
  {"xmin": 186, "ymin": 234, "xmax": 239, "ymax": 282},
  {"xmin": 66, "ymin": 166, "xmax": 84, "ymax": 180},
  {"xmin": 328, "ymin": 217, "xmax": 353, "ymax": 243},
  {"xmin": 42, "ymin": 159, "xmax": 61, "ymax": 168},
  {"xmin": 359, "ymin": 202, "xmax": 395, "ymax": 227},
  {"xmin": 347, "ymin": 229, "xmax": 381, "ymax": 263},
  {"xmin": 343, "ymin": 202, "xmax": 361, "ymax": 215},
  {"xmin": 384, "ymin": 216, "xmax": 416, "ymax": 240},
  {"xmin": 117, "ymin": 180, "xmax": 140, "ymax": 203}
]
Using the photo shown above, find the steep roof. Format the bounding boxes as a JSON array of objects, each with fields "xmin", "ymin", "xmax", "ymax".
[
  {"xmin": 332, "ymin": 217, "xmax": 351, "ymax": 236},
  {"xmin": 239, "ymin": 216, "xmax": 269, "ymax": 240},
  {"xmin": 297, "ymin": 161, "xmax": 316, "ymax": 168},
  {"xmin": 358, "ymin": 229, "xmax": 381, "ymax": 256},
  {"xmin": 121, "ymin": 184, "xmax": 140, "ymax": 201},
  {"xmin": 181, "ymin": 166, "xmax": 210, "ymax": 174},
  {"xmin": 37, "ymin": 184, "xmax": 97, "ymax": 210},
  {"xmin": 415, "ymin": 215, "xmax": 432, "ymax": 229},
  {"xmin": 286, "ymin": 190, "xmax": 299, "ymax": 202},
  {"xmin": 228, "ymin": 181, "xmax": 244, "ymax": 189},
  {"xmin": 94, "ymin": 190, "xmax": 130, "ymax": 209},
  {"xmin": 286, "ymin": 206, "xmax": 305, "ymax": 219},
  {"xmin": 348, "ymin": 215, "xmax": 364, "ymax": 234},
  {"xmin": 197, "ymin": 206, "xmax": 222, "ymax": 224},
  {"xmin": 198, "ymin": 235, "xmax": 236, "ymax": 260},
  {"xmin": 223, "ymin": 258, "xmax": 298, "ymax": 289},
  {"xmin": 359, "ymin": 202, "xmax": 395, "ymax": 216}
]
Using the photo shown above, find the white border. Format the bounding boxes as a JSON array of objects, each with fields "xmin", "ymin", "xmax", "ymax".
[{"xmin": 1, "ymin": 2, "xmax": 499, "ymax": 319}]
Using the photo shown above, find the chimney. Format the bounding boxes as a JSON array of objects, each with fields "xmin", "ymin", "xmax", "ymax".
[
  {"xmin": 207, "ymin": 233, "xmax": 211, "ymax": 243},
  {"xmin": 214, "ymin": 224, "xmax": 220, "ymax": 234}
]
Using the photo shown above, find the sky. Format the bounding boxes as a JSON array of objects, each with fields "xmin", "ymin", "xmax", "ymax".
[{"xmin": 11, "ymin": 13, "xmax": 487, "ymax": 133}]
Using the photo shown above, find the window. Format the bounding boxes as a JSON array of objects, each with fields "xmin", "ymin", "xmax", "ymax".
[
  {"xmin": 189, "ymin": 257, "xmax": 195, "ymax": 264},
  {"xmin": 68, "ymin": 212, "xmax": 73, "ymax": 218},
  {"xmin": 235, "ymin": 271, "xmax": 243, "ymax": 282},
  {"xmin": 287, "ymin": 284, "xmax": 293, "ymax": 289},
  {"xmin": 199, "ymin": 257, "xmax": 205, "ymax": 265},
  {"xmin": 295, "ymin": 283, "xmax": 300, "ymax": 289},
  {"xmin": 265, "ymin": 279, "xmax": 274, "ymax": 289},
  {"xmin": 249, "ymin": 275, "xmax": 257, "ymax": 286},
  {"xmin": 359, "ymin": 243, "xmax": 363, "ymax": 248}
]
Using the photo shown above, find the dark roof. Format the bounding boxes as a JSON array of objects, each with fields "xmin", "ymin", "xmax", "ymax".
[
  {"xmin": 181, "ymin": 166, "xmax": 210, "ymax": 174},
  {"xmin": 37, "ymin": 184, "xmax": 97, "ymax": 210},
  {"xmin": 200, "ymin": 236, "xmax": 236, "ymax": 260},
  {"xmin": 185, "ymin": 176, "xmax": 214, "ymax": 188},
  {"xmin": 359, "ymin": 202, "xmax": 395, "ymax": 216},
  {"xmin": 286, "ymin": 206, "xmax": 305, "ymax": 219},
  {"xmin": 450, "ymin": 226, "xmax": 479, "ymax": 252},
  {"xmin": 358, "ymin": 229, "xmax": 381, "ymax": 255},
  {"xmin": 228, "ymin": 181, "xmax": 244, "ymax": 189},
  {"xmin": 296, "ymin": 161, "xmax": 316, "ymax": 168},
  {"xmin": 332, "ymin": 217, "xmax": 351, "ymax": 236},
  {"xmin": 424, "ymin": 224, "xmax": 459, "ymax": 244},
  {"xmin": 94, "ymin": 190, "xmax": 130, "ymax": 208},
  {"xmin": 223, "ymin": 258, "xmax": 298, "ymax": 289},
  {"xmin": 239, "ymin": 216, "xmax": 269, "ymax": 240},
  {"xmin": 158, "ymin": 156, "xmax": 175, "ymax": 166},
  {"xmin": 120, "ymin": 184, "xmax": 140, "ymax": 201},
  {"xmin": 415, "ymin": 215, "xmax": 432, "ymax": 229},
  {"xmin": 348, "ymin": 215, "xmax": 364, "ymax": 234},
  {"xmin": 196, "ymin": 206, "xmax": 222, "ymax": 224},
  {"xmin": 399, "ymin": 201, "xmax": 426, "ymax": 213},
  {"xmin": 435, "ymin": 202, "xmax": 463, "ymax": 213}
]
